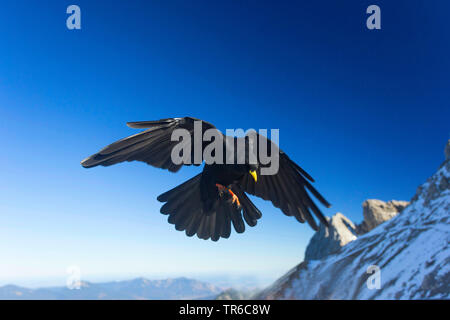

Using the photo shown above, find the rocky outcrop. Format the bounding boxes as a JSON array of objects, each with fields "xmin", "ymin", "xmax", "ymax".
[
  {"xmin": 257, "ymin": 140, "xmax": 450, "ymax": 300},
  {"xmin": 303, "ymin": 197, "xmax": 408, "ymax": 262},
  {"xmin": 304, "ymin": 213, "xmax": 357, "ymax": 261},
  {"xmin": 358, "ymin": 199, "xmax": 409, "ymax": 233},
  {"xmin": 304, "ymin": 195, "xmax": 409, "ymax": 262}
]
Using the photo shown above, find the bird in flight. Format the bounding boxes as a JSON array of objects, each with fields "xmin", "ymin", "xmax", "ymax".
[{"xmin": 81, "ymin": 117, "xmax": 330, "ymax": 241}]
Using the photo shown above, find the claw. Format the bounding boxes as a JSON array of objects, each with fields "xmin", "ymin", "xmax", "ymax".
[{"xmin": 228, "ymin": 189, "xmax": 241, "ymax": 207}]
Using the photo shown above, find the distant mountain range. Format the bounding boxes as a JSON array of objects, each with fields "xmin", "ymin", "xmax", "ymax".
[{"xmin": 0, "ymin": 277, "xmax": 223, "ymax": 300}]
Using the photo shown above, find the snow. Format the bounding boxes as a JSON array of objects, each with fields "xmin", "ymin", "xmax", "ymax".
[{"xmin": 258, "ymin": 160, "xmax": 450, "ymax": 300}]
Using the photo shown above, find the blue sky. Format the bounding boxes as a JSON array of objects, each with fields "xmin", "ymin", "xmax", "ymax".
[{"xmin": 0, "ymin": 1, "xmax": 449, "ymax": 287}]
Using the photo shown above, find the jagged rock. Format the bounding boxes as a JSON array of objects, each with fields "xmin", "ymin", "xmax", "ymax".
[
  {"xmin": 304, "ymin": 213, "xmax": 357, "ymax": 261},
  {"xmin": 361, "ymin": 199, "xmax": 409, "ymax": 232},
  {"xmin": 355, "ymin": 220, "xmax": 370, "ymax": 235},
  {"xmin": 257, "ymin": 141, "xmax": 450, "ymax": 300}
]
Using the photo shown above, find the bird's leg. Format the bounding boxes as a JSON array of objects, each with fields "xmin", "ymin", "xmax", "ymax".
[
  {"xmin": 215, "ymin": 183, "xmax": 241, "ymax": 207},
  {"xmin": 215, "ymin": 183, "xmax": 227, "ymax": 195},
  {"xmin": 228, "ymin": 189, "xmax": 241, "ymax": 207}
]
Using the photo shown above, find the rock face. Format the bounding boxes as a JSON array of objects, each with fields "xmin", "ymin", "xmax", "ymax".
[
  {"xmin": 360, "ymin": 199, "xmax": 409, "ymax": 233},
  {"xmin": 257, "ymin": 141, "xmax": 450, "ymax": 300},
  {"xmin": 304, "ymin": 213, "xmax": 357, "ymax": 261}
]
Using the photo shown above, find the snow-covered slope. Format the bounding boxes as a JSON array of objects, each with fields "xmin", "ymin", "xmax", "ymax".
[{"xmin": 258, "ymin": 143, "xmax": 450, "ymax": 300}]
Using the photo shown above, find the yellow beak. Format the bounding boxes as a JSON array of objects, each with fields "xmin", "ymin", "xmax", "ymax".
[{"xmin": 249, "ymin": 170, "xmax": 258, "ymax": 183}]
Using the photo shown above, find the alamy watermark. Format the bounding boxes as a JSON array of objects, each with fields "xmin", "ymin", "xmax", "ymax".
[
  {"xmin": 366, "ymin": 5, "xmax": 381, "ymax": 30},
  {"xmin": 366, "ymin": 265, "xmax": 381, "ymax": 289},
  {"xmin": 170, "ymin": 121, "xmax": 280, "ymax": 175},
  {"xmin": 66, "ymin": 5, "xmax": 81, "ymax": 30},
  {"xmin": 65, "ymin": 5, "xmax": 381, "ymax": 32},
  {"xmin": 66, "ymin": 265, "xmax": 82, "ymax": 290}
]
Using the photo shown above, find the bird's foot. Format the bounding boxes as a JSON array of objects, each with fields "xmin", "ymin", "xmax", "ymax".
[
  {"xmin": 215, "ymin": 184, "xmax": 241, "ymax": 207},
  {"xmin": 228, "ymin": 189, "xmax": 241, "ymax": 207}
]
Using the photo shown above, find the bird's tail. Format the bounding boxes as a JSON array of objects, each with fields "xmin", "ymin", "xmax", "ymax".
[{"xmin": 157, "ymin": 174, "xmax": 261, "ymax": 241}]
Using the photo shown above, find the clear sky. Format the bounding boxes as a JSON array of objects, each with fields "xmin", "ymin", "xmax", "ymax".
[{"xmin": 0, "ymin": 1, "xmax": 449, "ymax": 287}]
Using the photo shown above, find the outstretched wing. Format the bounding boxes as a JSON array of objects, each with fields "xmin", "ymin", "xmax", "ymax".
[
  {"xmin": 81, "ymin": 117, "xmax": 219, "ymax": 172},
  {"xmin": 240, "ymin": 133, "xmax": 331, "ymax": 230}
]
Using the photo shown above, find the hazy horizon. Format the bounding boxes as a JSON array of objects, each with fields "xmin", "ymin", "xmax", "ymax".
[{"xmin": 0, "ymin": 270, "xmax": 279, "ymax": 290}]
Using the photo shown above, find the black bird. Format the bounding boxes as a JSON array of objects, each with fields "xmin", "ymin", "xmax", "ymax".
[{"xmin": 81, "ymin": 117, "xmax": 331, "ymax": 241}]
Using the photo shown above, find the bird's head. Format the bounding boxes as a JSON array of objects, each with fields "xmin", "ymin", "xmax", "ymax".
[{"xmin": 248, "ymin": 163, "xmax": 258, "ymax": 183}]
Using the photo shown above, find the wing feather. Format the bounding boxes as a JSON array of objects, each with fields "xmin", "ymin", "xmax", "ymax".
[
  {"xmin": 81, "ymin": 117, "xmax": 218, "ymax": 172},
  {"xmin": 240, "ymin": 133, "xmax": 330, "ymax": 229}
]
